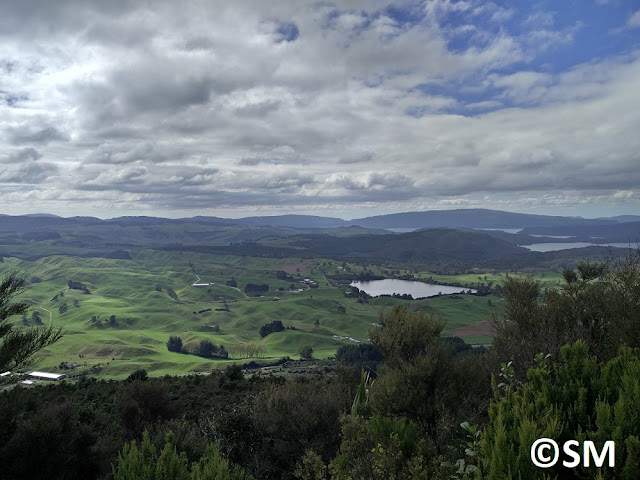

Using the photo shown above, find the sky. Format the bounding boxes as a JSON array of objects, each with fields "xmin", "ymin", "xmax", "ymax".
[{"xmin": 0, "ymin": 0, "xmax": 639, "ymax": 220}]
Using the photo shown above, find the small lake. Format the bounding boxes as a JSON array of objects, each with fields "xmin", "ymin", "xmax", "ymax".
[
  {"xmin": 522, "ymin": 242, "xmax": 634, "ymax": 252},
  {"xmin": 476, "ymin": 228, "xmax": 523, "ymax": 234},
  {"xmin": 350, "ymin": 279, "xmax": 476, "ymax": 298},
  {"xmin": 529, "ymin": 234, "xmax": 573, "ymax": 239},
  {"xmin": 386, "ymin": 228, "xmax": 419, "ymax": 233}
]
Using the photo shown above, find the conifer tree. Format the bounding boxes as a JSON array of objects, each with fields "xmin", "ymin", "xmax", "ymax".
[{"xmin": 0, "ymin": 271, "xmax": 63, "ymax": 371}]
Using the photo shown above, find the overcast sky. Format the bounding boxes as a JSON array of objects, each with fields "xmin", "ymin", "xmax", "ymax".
[{"xmin": 1, "ymin": 0, "xmax": 639, "ymax": 220}]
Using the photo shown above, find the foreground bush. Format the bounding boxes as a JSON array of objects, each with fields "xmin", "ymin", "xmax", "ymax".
[
  {"xmin": 113, "ymin": 430, "xmax": 252, "ymax": 480},
  {"xmin": 479, "ymin": 341, "xmax": 640, "ymax": 480}
]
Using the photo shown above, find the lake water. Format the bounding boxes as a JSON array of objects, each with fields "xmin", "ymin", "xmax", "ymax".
[
  {"xmin": 386, "ymin": 228, "xmax": 418, "ymax": 233},
  {"xmin": 350, "ymin": 279, "xmax": 476, "ymax": 298},
  {"xmin": 529, "ymin": 234, "xmax": 573, "ymax": 239},
  {"xmin": 522, "ymin": 242, "xmax": 635, "ymax": 252},
  {"xmin": 476, "ymin": 228, "xmax": 523, "ymax": 234}
]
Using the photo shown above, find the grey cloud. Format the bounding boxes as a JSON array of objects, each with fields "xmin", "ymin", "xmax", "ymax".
[
  {"xmin": 86, "ymin": 142, "xmax": 168, "ymax": 165},
  {"xmin": 323, "ymin": 171, "xmax": 417, "ymax": 195},
  {"xmin": 76, "ymin": 166, "xmax": 314, "ymax": 196},
  {"xmin": 84, "ymin": 165, "xmax": 149, "ymax": 187},
  {"xmin": 238, "ymin": 158, "xmax": 262, "ymax": 166},
  {"xmin": 156, "ymin": 168, "xmax": 220, "ymax": 186},
  {"xmin": 338, "ymin": 152, "xmax": 374, "ymax": 164},
  {"xmin": 112, "ymin": 69, "xmax": 216, "ymax": 114},
  {"xmin": 82, "ymin": 19, "xmax": 155, "ymax": 49},
  {"xmin": 183, "ymin": 37, "xmax": 215, "ymax": 51},
  {"xmin": 366, "ymin": 172, "xmax": 414, "ymax": 189},
  {"xmin": 234, "ymin": 100, "xmax": 281, "ymax": 117},
  {"xmin": 0, "ymin": 161, "xmax": 58, "ymax": 183},
  {"xmin": 1, "ymin": 91, "xmax": 29, "ymax": 107},
  {"xmin": 9, "ymin": 126, "xmax": 68, "ymax": 145},
  {"xmin": 4, "ymin": 147, "xmax": 43, "ymax": 163},
  {"xmin": 0, "ymin": 1, "xmax": 139, "ymax": 37}
]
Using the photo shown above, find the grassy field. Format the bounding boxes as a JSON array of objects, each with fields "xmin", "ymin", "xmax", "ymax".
[
  {"xmin": 1, "ymin": 250, "xmax": 561, "ymax": 379},
  {"xmin": 1, "ymin": 251, "xmax": 377, "ymax": 378}
]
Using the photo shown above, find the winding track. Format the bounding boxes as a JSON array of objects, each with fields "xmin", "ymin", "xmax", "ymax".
[{"xmin": 192, "ymin": 274, "xmax": 249, "ymax": 299}]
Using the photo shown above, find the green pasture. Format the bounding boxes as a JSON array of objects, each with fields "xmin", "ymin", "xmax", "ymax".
[
  {"xmin": 0, "ymin": 250, "xmax": 513, "ymax": 379},
  {"xmin": 414, "ymin": 270, "xmax": 565, "ymax": 289}
]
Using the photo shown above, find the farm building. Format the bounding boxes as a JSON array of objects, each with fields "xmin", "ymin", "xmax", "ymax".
[{"xmin": 28, "ymin": 371, "xmax": 66, "ymax": 381}]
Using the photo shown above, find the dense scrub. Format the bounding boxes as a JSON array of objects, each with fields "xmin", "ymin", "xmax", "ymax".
[{"xmin": 0, "ymin": 369, "xmax": 351, "ymax": 479}]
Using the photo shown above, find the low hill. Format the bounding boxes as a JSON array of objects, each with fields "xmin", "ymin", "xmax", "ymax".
[
  {"xmin": 350, "ymin": 209, "xmax": 616, "ymax": 230},
  {"xmin": 284, "ymin": 228, "xmax": 525, "ymax": 262},
  {"xmin": 520, "ymin": 221, "xmax": 640, "ymax": 242},
  {"xmin": 234, "ymin": 215, "xmax": 349, "ymax": 229}
]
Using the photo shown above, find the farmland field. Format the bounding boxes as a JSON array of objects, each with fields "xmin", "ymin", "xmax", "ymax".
[{"xmin": 1, "ymin": 249, "xmax": 561, "ymax": 378}]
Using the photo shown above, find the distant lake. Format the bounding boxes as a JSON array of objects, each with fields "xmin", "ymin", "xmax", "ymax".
[
  {"xmin": 529, "ymin": 234, "xmax": 573, "ymax": 239},
  {"xmin": 476, "ymin": 228, "xmax": 523, "ymax": 234},
  {"xmin": 386, "ymin": 228, "xmax": 418, "ymax": 233},
  {"xmin": 522, "ymin": 242, "xmax": 634, "ymax": 252},
  {"xmin": 350, "ymin": 279, "xmax": 476, "ymax": 298}
]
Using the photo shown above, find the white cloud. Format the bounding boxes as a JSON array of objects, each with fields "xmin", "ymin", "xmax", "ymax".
[
  {"xmin": 628, "ymin": 10, "xmax": 640, "ymax": 28},
  {"xmin": 0, "ymin": 1, "xmax": 637, "ymax": 218}
]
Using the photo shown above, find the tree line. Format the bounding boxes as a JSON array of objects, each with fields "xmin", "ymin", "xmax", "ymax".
[
  {"xmin": 167, "ymin": 336, "xmax": 228, "ymax": 359},
  {"xmin": 68, "ymin": 280, "xmax": 90, "ymax": 294}
]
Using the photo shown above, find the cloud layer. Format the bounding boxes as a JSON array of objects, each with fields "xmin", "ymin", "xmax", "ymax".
[{"xmin": 0, "ymin": 0, "xmax": 638, "ymax": 218}]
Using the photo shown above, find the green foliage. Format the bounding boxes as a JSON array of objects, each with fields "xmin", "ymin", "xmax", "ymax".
[
  {"xmin": 492, "ymin": 253, "xmax": 640, "ymax": 373},
  {"xmin": 329, "ymin": 415, "xmax": 431, "ymax": 480},
  {"xmin": 0, "ymin": 271, "xmax": 63, "ymax": 371},
  {"xmin": 276, "ymin": 270, "xmax": 294, "ymax": 281},
  {"xmin": 127, "ymin": 368, "xmax": 149, "ymax": 381},
  {"xmin": 1, "ymin": 400, "xmax": 99, "ymax": 479},
  {"xmin": 441, "ymin": 422, "xmax": 480, "ymax": 480},
  {"xmin": 68, "ymin": 279, "xmax": 90, "ymax": 294},
  {"xmin": 367, "ymin": 305, "xmax": 491, "ymax": 447},
  {"xmin": 299, "ymin": 344, "xmax": 313, "ymax": 360},
  {"xmin": 259, "ymin": 320, "xmax": 284, "ymax": 338},
  {"xmin": 192, "ymin": 340, "xmax": 228, "ymax": 359},
  {"xmin": 191, "ymin": 443, "xmax": 252, "ymax": 480},
  {"xmin": 294, "ymin": 450, "xmax": 327, "ymax": 480},
  {"xmin": 113, "ymin": 431, "xmax": 252, "ymax": 480},
  {"xmin": 112, "ymin": 431, "xmax": 160, "ymax": 480},
  {"xmin": 252, "ymin": 379, "xmax": 350, "ymax": 476},
  {"xmin": 329, "ymin": 305, "xmax": 492, "ymax": 478},
  {"xmin": 166, "ymin": 287, "xmax": 179, "ymax": 301},
  {"xmin": 351, "ymin": 370, "xmax": 374, "ymax": 418},
  {"xmin": 225, "ymin": 364, "xmax": 243, "ymax": 381},
  {"xmin": 167, "ymin": 335, "xmax": 184, "ymax": 353},
  {"xmin": 58, "ymin": 302, "xmax": 68, "ymax": 314},
  {"xmin": 244, "ymin": 283, "xmax": 269, "ymax": 294},
  {"xmin": 480, "ymin": 341, "xmax": 640, "ymax": 479},
  {"xmin": 369, "ymin": 305, "xmax": 444, "ymax": 367},
  {"xmin": 227, "ymin": 342, "xmax": 267, "ymax": 359},
  {"xmin": 335, "ymin": 343, "xmax": 384, "ymax": 375}
]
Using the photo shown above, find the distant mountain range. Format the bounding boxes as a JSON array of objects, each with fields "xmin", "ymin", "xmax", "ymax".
[
  {"xmin": 1, "ymin": 209, "xmax": 636, "ymax": 272},
  {"xmin": 348, "ymin": 209, "xmax": 619, "ymax": 230},
  {"xmin": 0, "ymin": 208, "xmax": 640, "ymax": 233},
  {"xmin": 0, "ymin": 208, "xmax": 637, "ymax": 237}
]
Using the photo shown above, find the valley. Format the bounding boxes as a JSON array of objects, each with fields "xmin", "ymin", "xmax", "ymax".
[
  {"xmin": 1, "ymin": 249, "xmax": 506, "ymax": 378},
  {"xmin": 0, "ymin": 209, "xmax": 636, "ymax": 379}
]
